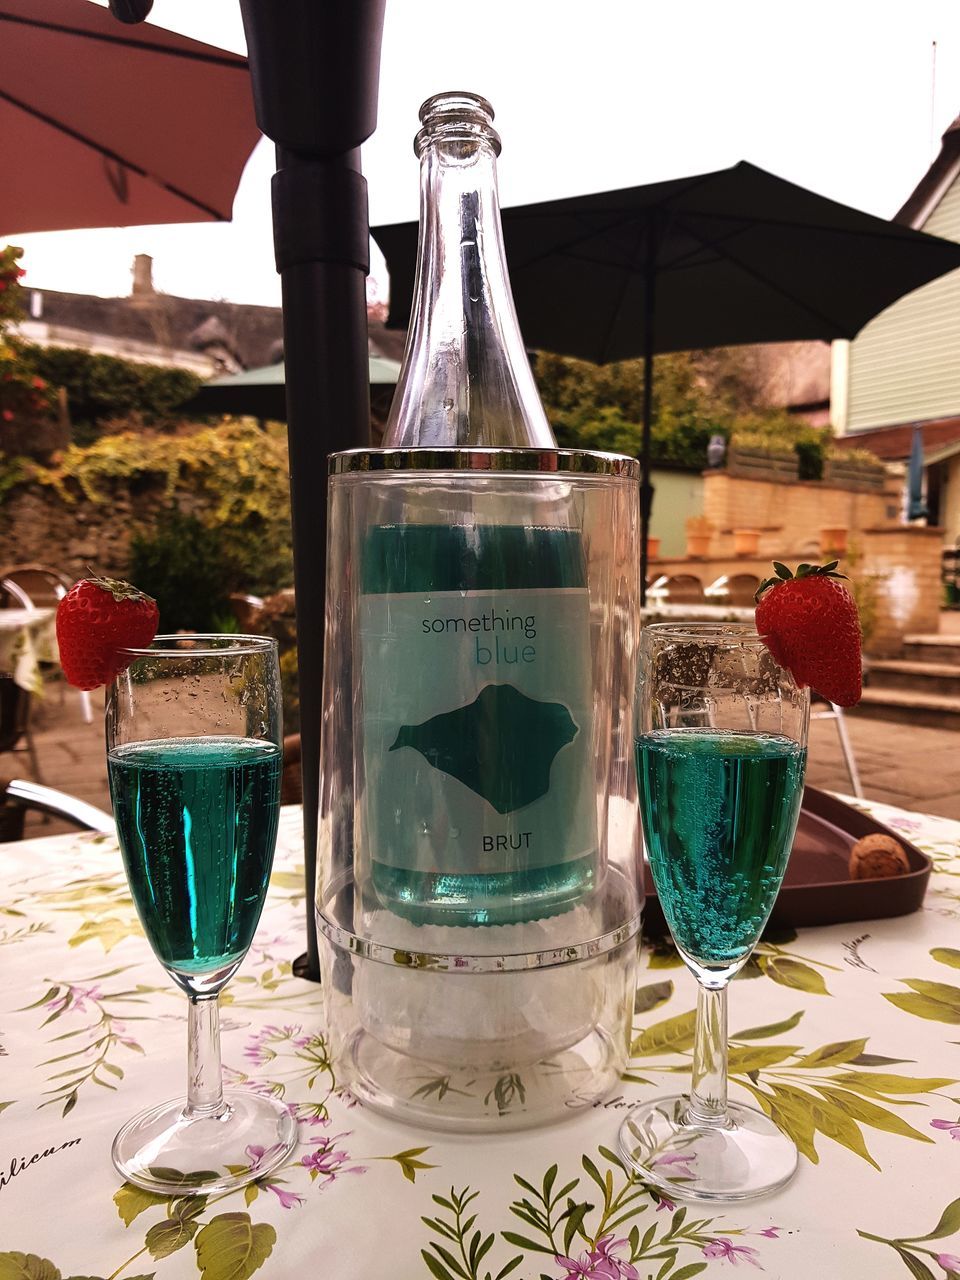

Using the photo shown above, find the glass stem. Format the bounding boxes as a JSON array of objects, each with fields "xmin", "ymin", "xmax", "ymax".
[
  {"xmin": 688, "ymin": 982, "xmax": 728, "ymax": 1125},
  {"xmin": 185, "ymin": 994, "xmax": 225, "ymax": 1118}
]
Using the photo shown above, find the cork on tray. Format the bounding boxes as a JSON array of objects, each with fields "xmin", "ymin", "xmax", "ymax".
[{"xmin": 848, "ymin": 832, "xmax": 911, "ymax": 880}]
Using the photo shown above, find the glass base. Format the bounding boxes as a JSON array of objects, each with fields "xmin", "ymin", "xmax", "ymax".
[
  {"xmin": 112, "ymin": 1090, "xmax": 298, "ymax": 1195},
  {"xmin": 346, "ymin": 1022, "xmax": 621, "ymax": 1132},
  {"xmin": 618, "ymin": 1094, "xmax": 798, "ymax": 1202}
]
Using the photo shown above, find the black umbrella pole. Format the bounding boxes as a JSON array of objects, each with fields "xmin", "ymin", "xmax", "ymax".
[
  {"xmin": 638, "ymin": 227, "xmax": 658, "ymax": 611},
  {"xmin": 639, "ymin": 340, "xmax": 654, "ymax": 610},
  {"xmin": 240, "ymin": 0, "xmax": 386, "ymax": 981},
  {"xmin": 272, "ymin": 152, "xmax": 372, "ymax": 987},
  {"xmin": 281, "ymin": 260, "xmax": 371, "ymax": 981},
  {"xmin": 270, "ymin": 156, "xmax": 375, "ymax": 984}
]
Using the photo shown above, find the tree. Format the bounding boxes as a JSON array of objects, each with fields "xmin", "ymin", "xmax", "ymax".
[
  {"xmin": 532, "ymin": 349, "xmax": 736, "ymax": 470},
  {"xmin": 531, "ymin": 347, "xmax": 834, "ymax": 472},
  {"xmin": 0, "ymin": 246, "xmax": 60, "ymax": 457}
]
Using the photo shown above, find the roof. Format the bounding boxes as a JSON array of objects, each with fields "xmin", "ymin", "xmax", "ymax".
[
  {"xmin": 896, "ymin": 115, "xmax": 960, "ymax": 229},
  {"xmin": 834, "ymin": 415, "xmax": 960, "ymax": 460},
  {"xmin": 923, "ymin": 435, "xmax": 960, "ymax": 466},
  {"xmin": 20, "ymin": 286, "xmax": 406, "ymax": 371},
  {"xmin": 28, "ymin": 287, "xmax": 283, "ymax": 368}
]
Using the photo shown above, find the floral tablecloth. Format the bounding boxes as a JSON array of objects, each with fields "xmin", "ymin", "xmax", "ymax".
[
  {"xmin": 1, "ymin": 800, "xmax": 959, "ymax": 1279},
  {"xmin": 0, "ymin": 608, "xmax": 57, "ymax": 694}
]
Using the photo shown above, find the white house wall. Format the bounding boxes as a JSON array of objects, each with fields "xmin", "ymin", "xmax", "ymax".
[{"xmin": 845, "ymin": 175, "xmax": 960, "ymax": 432}]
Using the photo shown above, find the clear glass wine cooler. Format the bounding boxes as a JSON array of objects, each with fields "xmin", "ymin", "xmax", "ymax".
[{"xmin": 315, "ymin": 446, "xmax": 642, "ymax": 1130}]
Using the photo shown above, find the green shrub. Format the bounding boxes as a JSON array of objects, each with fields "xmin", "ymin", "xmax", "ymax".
[
  {"xmin": 729, "ymin": 430, "xmax": 796, "ymax": 457},
  {"xmin": 128, "ymin": 510, "xmax": 234, "ymax": 632},
  {"xmin": 30, "ymin": 421, "xmax": 294, "ymax": 596},
  {"xmin": 549, "ymin": 400, "xmax": 729, "ymax": 471},
  {"xmin": 21, "ymin": 345, "xmax": 202, "ymax": 440},
  {"xmin": 534, "ymin": 351, "xmax": 833, "ymax": 472},
  {"xmin": 794, "ymin": 438, "xmax": 824, "ymax": 481},
  {"xmin": 827, "ymin": 445, "xmax": 885, "ymax": 470}
]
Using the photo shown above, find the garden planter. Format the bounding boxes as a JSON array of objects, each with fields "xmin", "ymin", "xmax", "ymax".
[
  {"xmin": 646, "ymin": 536, "xmax": 661, "ymax": 560},
  {"xmin": 686, "ymin": 534, "xmax": 711, "ymax": 558},
  {"xmin": 733, "ymin": 528, "xmax": 761, "ymax": 556},
  {"xmin": 727, "ymin": 444, "xmax": 799, "ymax": 483},
  {"xmin": 824, "ymin": 458, "xmax": 886, "ymax": 491},
  {"xmin": 685, "ymin": 517, "xmax": 713, "ymax": 559},
  {"xmin": 820, "ymin": 526, "xmax": 848, "ymax": 556}
]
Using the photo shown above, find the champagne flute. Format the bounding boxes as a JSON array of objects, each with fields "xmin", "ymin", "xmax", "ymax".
[
  {"xmin": 106, "ymin": 635, "xmax": 296, "ymax": 1195},
  {"xmin": 619, "ymin": 623, "xmax": 809, "ymax": 1200}
]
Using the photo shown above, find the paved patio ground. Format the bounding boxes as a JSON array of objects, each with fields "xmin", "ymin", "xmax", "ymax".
[{"xmin": 4, "ymin": 672, "xmax": 960, "ymax": 838}]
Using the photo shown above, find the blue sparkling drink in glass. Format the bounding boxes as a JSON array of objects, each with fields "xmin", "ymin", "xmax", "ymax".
[
  {"xmin": 108, "ymin": 735, "xmax": 282, "ymax": 974},
  {"xmin": 636, "ymin": 727, "xmax": 806, "ymax": 968},
  {"xmin": 620, "ymin": 624, "xmax": 809, "ymax": 1201},
  {"xmin": 106, "ymin": 634, "xmax": 297, "ymax": 1199}
]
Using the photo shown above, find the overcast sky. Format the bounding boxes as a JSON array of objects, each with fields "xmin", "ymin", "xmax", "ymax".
[{"xmin": 9, "ymin": 0, "xmax": 960, "ymax": 307}]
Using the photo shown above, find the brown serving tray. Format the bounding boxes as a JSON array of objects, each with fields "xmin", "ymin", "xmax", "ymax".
[{"xmin": 642, "ymin": 785, "xmax": 932, "ymax": 938}]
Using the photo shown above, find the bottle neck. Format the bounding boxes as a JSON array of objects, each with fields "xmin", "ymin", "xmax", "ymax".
[{"xmin": 382, "ymin": 132, "xmax": 555, "ymax": 449}]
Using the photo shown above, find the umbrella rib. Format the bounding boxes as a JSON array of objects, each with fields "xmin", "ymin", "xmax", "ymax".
[
  {"xmin": 669, "ymin": 212, "xmax": 850, "ymax": 334},
  {"xmin": 0, "ymin": 11, "xmax": 247, "ymax": 67},
  {"xmin": 499, "ymin": 168, "xmax": 733, "ymax": 270},
  {"xmin": 513, "ymin": 211, "xmax": 943, "ymax": 278},
  {"xmin": 516, "ymin": 216, "xmax": 873, "ymax": 340},
  {"xmin": 504, "ymin": 200, "xmax": 951, "ymax": 279},
  {"xmin": 0, "ymin": 86, "xmax": 230, "ymax": 222},
  {"xmin": 596, "ymin": 217, "xmax": 658, "ymax": 363},
  {"xmin": 659, "ymin": 205, "xmax": 948, "ymax": 246},
  {"xmin": 506, "ymin": 209, "xmax": 654, "ymax": 274}
]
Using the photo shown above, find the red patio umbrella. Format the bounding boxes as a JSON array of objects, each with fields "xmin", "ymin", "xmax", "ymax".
[{"xmin": 0, "ymin": 0, "xmax": 260, "ymax": 234}]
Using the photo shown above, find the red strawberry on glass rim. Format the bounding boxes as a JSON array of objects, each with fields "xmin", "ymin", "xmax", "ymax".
[
  {"xmin": 56, "ymin": 574, "xmax": 159, "ymax": 691},
  {"xmin": 754, "ymin": 560, "xmax": 862, "ymax": 707}
]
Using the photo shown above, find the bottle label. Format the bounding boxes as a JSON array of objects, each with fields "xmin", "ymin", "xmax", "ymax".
[{"xmin": 360, "ymin": 587, "xmax": 596, "ymax": 876}]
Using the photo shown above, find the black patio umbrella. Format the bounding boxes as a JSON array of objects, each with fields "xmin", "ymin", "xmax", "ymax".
[
  {"xmin": 373, "ymin": 162, "xmax": 960, "ymax": 600},
  {"xmin": 3, "ymin": 0, "xmax": 260, "ymax": 234},
  {"xmin": 182, "ymin": 355, "xmax": 401, "ymax": 423}
]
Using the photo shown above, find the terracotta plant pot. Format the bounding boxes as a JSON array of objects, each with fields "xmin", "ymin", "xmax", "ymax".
[
  {"xmin": 646, "ymin": 536, "xmax": 661, "ymax": 560},
  {"xmin": 686, "ymin": 533, "xmax": 712, "ymax": 558},
  {"xmin": 733, "ymin": 528, "xmax": 761, "ymax": 557},
  {"xmin": 820, "ymin": 526, "xmax": 848, "ymax": 557}
]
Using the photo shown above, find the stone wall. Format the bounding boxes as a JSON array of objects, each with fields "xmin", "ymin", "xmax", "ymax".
[{"xmin": 0, "ymin": 479, "xmax": 184, "ymax": 578}]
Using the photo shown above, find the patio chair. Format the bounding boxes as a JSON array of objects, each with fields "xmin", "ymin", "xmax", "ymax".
[
  {"xmin": 0, "ymin": 565, "xmax": 93, "ymax": 724},
  {"xmin": 228, "ymin": 592, "xmax": 266, "ymax": 631},
  {"xmin": 0, "ymin": 675, "xmax": 42, "ymax": 782},
  {"xmin": 0, "ymin": 778, "xmax": 114, "ymax": 842},
  {"xmin": 810, "ymin": 693, "xmax": 862, "ymax": 798},
  {"xmin": 0, "ymin": 563, "xmax": 73, "ymax": 609},
  {"xmin": 726, "ymin": 573, "xmax": 761, "ymax": 606},
  {"xmin": 705, "ymin": 573, "xmax": 761, "ymax": 607},
  {"xmin": 662, "ymin": 574, "xmax": 706, "ymax": 604},
  {"xmin": 0, "ymin": 578, "xmax": 33, "ymax": 608}
]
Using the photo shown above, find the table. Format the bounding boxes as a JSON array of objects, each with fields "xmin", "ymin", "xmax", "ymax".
[
  {"xmin": 1, "ymin": 800, "xmax": 958, "ymax": 1278},
  {"xmin": 0, "ymin": 608, "xmax": 57, "ymax": 694}
]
